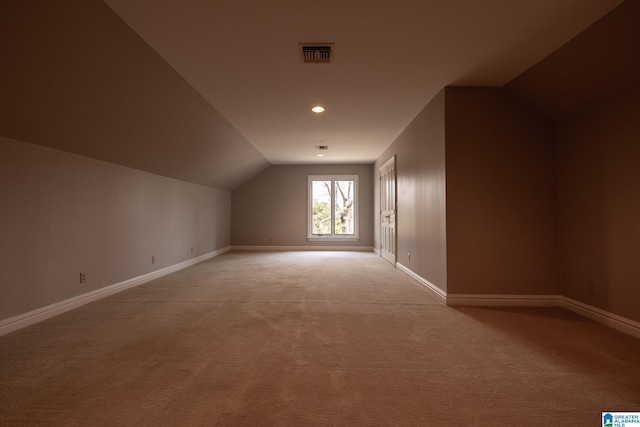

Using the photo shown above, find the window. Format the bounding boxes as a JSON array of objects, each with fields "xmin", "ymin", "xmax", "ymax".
[{"xmin": 308, "ymin": 175, "xmax": 359, "ymax": 241}]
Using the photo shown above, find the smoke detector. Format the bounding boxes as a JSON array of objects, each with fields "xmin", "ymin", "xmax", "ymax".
[{"xmin": 300, "ymin": 43, "xmax": 334, "ymax": 63}]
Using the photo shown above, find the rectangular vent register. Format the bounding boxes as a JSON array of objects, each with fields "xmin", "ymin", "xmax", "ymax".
[{"xmin": 300, "ymin": 43, "xmax": 334, "ymax": 63}]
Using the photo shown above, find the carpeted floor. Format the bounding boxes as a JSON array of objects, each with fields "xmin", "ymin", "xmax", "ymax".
[{"xmin": 1, "ymin": 251, "xmax": 639, "ymax": 426}]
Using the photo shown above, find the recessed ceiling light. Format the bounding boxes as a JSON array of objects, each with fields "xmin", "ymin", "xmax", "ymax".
[
  {"xmin": 315, "ymin": 145, "xmax": 328, "ymax": 157},
  {"xmin": 311, "ymin": 106, "xmax": 325, "ymax": 113}
]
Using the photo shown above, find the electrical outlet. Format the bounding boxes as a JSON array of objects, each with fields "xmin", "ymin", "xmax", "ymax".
[
  {"xmin": 152, "ymin": 256, "xmax": 156, "ymax": 264},
  {"xmin": 79, "ymin": 273, "xmax": 86, "ymax": 284},
  {"xmin": 408, "ymin": 253, "xmax": 411, "ymax": 262}
]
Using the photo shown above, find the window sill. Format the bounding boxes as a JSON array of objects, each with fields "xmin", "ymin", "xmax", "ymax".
[{"xmin": 306, "ymin": 236, "xmax": 361, "ymax": 242}]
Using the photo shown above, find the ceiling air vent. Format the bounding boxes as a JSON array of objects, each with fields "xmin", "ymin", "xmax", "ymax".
[
  {"xmin": 316, "ymin": 145, "xmax": 329, "ymax": 151},
  {"xmin": 300, "ymin": 43, "xmax": 333, "ymax": 63}
]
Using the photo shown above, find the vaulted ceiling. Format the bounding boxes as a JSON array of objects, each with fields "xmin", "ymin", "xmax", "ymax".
[{"xmin": 0, "ymin": 0, "xmax": 625, "ymax": 189}]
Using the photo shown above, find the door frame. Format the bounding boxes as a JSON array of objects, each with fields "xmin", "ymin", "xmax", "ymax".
[{"xmin": 379, "ymin": 155, "xmax": 397, "ymax": 265}]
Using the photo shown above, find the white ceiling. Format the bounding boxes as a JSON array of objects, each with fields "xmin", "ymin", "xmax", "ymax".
[{"xmin": 103, "ymin": 0, "xmax": 622, "ymax": 165}]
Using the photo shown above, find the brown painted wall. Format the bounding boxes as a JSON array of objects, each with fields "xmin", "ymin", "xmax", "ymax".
[
  {"xmin": 502, "ymin": 0, "xmax": 640, "ymax": 322},
  {"xmin": 374, "ymin": 87, "xmax": 557, "ymax": 297},
  {"xmin": 231, "ymin": 164, "xmax": 374, "ymax": 248},
  {"xmin": 0, "ymin": 136, "xmax": 230, "ymax": 321},
  {"xmin": 557, "ymin": 85, "xmax": 640, "ymax": 322},
  {"xmin": 445, "ymin": 87, "xmax": 557, "ymax": 295},
  {"xmin": 374, "ymin": 90, "xmax": 447, "ymax": 292}
]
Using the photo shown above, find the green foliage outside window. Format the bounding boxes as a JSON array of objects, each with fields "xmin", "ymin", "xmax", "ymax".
[
  {"xmin": 309, "ymin": 176, "xmax": 356, "ymax": 237},
  {"xmin": 312, "ymin": 201, "xmax": 331, "ymax": 234}
]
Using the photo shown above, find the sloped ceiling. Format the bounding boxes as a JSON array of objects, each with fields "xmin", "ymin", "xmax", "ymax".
[
  {"xmin": 0, "ymin": 0, "xmax": 269, "ymax": 190},
  {"xmin": 505, "ymin": 0, "xmax": 640, "ymax": 120},
  {"xmin": 0, "ymin": 0, "xmax": 624, "ymax": 189},
  {"xmin": 102, "ymin": 0, "xmax": 622, "ymax": 164}
]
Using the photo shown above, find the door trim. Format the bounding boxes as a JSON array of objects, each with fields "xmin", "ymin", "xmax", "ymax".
[{"xmin": 379, "ymin": 155, "xmax": 397, "ymax": 265}]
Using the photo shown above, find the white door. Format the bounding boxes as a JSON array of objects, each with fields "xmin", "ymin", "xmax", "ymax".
[{"xmin": 379, "ymin": 156, "xmax": 396, "ymax": 265}]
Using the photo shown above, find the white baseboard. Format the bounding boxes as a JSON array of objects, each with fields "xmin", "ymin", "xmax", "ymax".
[
  {"xmin": 447, "ymin": 294, "xmax": 640, "ymax": 339},
  {"xmin": 0, "ymin": 247, "xmax": 230, "ymax": 337},
  {"xmin": 4, "ymin": 250, "xmax": 639, "ymax": 341},
  {"xmin": 396, "ymin": 264, "xmax": 640, "ymax": 340},
  {"xmin": 231, "ymin": 245, "xmax": 375, "ymax": 252},
  {"xmin": 561, "ymin": 296, "xmax": 640, "ymax": 340},
  {"xmin": 373, "ymin": 248, "xmax": 381, "ymax": 256},
  {"xmin": 446, "ymin": 294, "xmax": 562, "ymax": 307},
  {"xmin": 396, "ymin": 262, "xmax": 447, "ymax": 304}
]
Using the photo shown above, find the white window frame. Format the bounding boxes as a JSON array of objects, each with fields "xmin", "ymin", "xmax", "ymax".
[{"xmin": 307, "ymin": 175, "xmax": 360, "ymax": 241}]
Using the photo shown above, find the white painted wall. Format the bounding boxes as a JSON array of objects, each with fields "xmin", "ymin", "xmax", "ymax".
[{"xmin": 0, "ymin": 136, "xmax": 230, "ymax": 322}]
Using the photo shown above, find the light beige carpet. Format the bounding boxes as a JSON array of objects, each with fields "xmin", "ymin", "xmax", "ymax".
[{"xmin": 1, "ymin": 251, "xmax": 639, "ymax": 426}]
